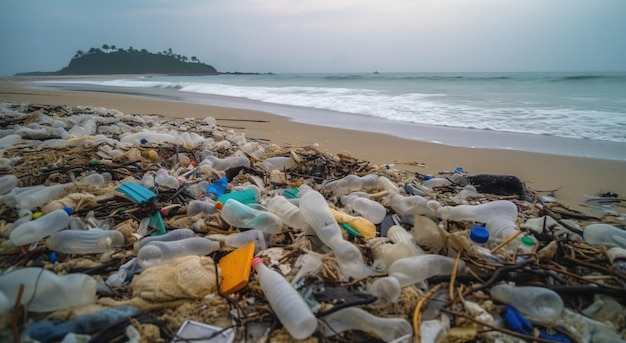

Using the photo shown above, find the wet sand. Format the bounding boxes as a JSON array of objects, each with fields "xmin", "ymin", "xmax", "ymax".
[{"xmin": 1, "ymin": 78, "xmax": 625, "ymax": 213}]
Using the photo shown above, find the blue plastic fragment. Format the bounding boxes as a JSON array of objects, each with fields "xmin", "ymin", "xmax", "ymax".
[
  {"xmin": 502, "ymin": 305, "xmax": 572, "ymax": 343},
  {"xmin": 206, "ymin": 176, "xmax": 228, "ymax": 197}
]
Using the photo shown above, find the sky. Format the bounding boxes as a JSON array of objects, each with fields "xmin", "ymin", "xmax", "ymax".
[{"xmin": 1, "ymin": 0, "xmax": 625, "ymax": 76}]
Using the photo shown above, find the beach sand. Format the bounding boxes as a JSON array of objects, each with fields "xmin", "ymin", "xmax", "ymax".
[{"xmin": 1, "ymin": 78, "xmax": 624, "ymax": 213}]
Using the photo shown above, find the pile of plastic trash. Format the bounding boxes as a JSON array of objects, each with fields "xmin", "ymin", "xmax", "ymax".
[{"xmin": 0, "ymin": 102, "xmax": 624, "ymax": 343}]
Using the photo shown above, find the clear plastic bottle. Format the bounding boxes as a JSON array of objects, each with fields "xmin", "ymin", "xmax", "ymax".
[
  {"xmin": 251, "ymin": 257, "xmax": 317, "ymax": 339},
  {"xmin": 186, "ymin": 199, "xmax": 218, "ymax": 217},
  {"xmin": 219, "ymin": 199, "xmax": 283, "ymax": 234},
  {"xmin": 387, "ymin": 254, "xmax": 465, "ymax": 287},
  {"xmin": 78, "ymin": 172, "xmax": 112, "ymax": 187},
  {"xmin": 199, "ymin": 155, "xmax": 250, "ymax": 171},
  {"xmin": 490, "ymin": 284, "xmax": 564, "ymax": 322},
  {"xmin": 137, "ymin": 237, "xmax": 220, "ymax": 268},
  {"xmin": 437, "ymin": 200, "xmax": 518, "ymax": 223},
  {"xmin": 155, "ymin": 168, "xmax": 180, "ymax": 189},
  {"xmin": 583, "ymin": 223, "xmax": 626, "ymax": 249},
  {"xmin": 0, "ymin": 267, "xmax": 97, "ymax": 313},
  {"xmin": 319, "ymin": 307, "xmax": 412, "ymax": 342},
  {"xmin": 15, "ymin": 183, "xmax": 67, "ymax": 214},
  {"xmin": 259, "ymin": 156, "xmax": 297, "ymax": 172},
  {"xmin": 135, "ymin": 228, "xmax": 196, "ymax": 250},
  {"xmin": 485, "ymin": 215, "xmax": 520, "ymax": 241},
  {"xmin": 299, "ymin": 190, "xmax": 370, "ymax": 280},
  {"xmin": 377, "ymin": 176, "xmax": 400, "ymax": 195},
  {"xmin": 9, "ymin": 207, "xmax": 73, "ymax": 246},
  {"xmin": 224, "ymin": 229, "xmax": 267, "ymax": 251},
  {"xmin": 387, "ymin": 225, "xmax": 425, "ymax": 256},
  {"xmin": 267, "ymin": 196, "xmax": 310, "ymax": 230},
  {"xmin": 47, "ymin": 229, "xmax": 125, "ymax": 254},
  {"xmin": 517, "ymin": 235, "xmax": 536, "ymax": 254},
  {"xmin": 0, "ymin": 175, "xmax": 18, "ymax": 195},
  {"xmin": 323, "ymin": 174, "xmax": 378, "ymax": 196},
  {"xmin": 422, "ymin": 177, "xmax": 452, "ymax": 188},
  {"xmin": 340, "ymin": 193, "xmax": 386, "ymax": 224}
]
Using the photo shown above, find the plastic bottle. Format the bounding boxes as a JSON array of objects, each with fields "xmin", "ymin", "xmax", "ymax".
[
  {"xmin": 438, "ymin": 200, "xmax": 518, "ymax": 223},
  {"xmin": 137, "ymin": 237, "xmax": 220, "ymax": 268},
  {"xmin": 390, "ymin": 193, "xmax": 438, "ymax": 223},
  {"xmin": 186, "ymin": 199, "xmax": 219, "ymax": 217},
  {"xmin": 78, "ymin": 172, "xmax": 112, "ymax": 187},
  {"xmin": 319, "ymin": 307, "xmax": 412, "ymax": 342},
  {"xmin": 223, "ymin": 229, "xmax": 268, "ymax": 251},
  {"xmin": 387, "ymin": 254, "xmax": 466, "ymax": 287},
  {"xmin": 422, "ymin": 177, "xmax": 452, "ymax": 188},
  {"xmin": 155, "ymin": 168, "xmax": 180, "ymax": 189},
  {"xmin": 199, "ymin": 155, "xmax": 250, "ymax": 171},
  {"xmin": 251, "ymin": 257, "xmax": 317, "ymax": 339},
  {"xmin": 404, "ymin": 183, "xmax": 432, "ymax": 196},
  {"xmin": 0, "ymin": 267, "xmax": 97, "ymax": 313},
  {"xmin": 340, "ymin": 193, "xmax": 386, "ymax": 224},
  {"xmin": 0, "ymin": 175, "xmax": 18, "ymax": 195},
  {"xmin": 299, "ymin": 190, "xmax": 370, "ymax": 280},
  {"xmin": 387, "ymin": 225, "xmax": 425, "ymax": 256},
  {"xmin": 323, "ymin": 174, "xmax": 378, "ymax": 196},
  {"xmin": 9, "ymin": 207, "xmax": 73, "ymax": 247},
  {"xmin": 518, "ymin": 235, "xmax": 536, "ymax": 254},
  {"xmin": 583, "ymin": 223, "xmax": 626, "ymax": 249},
  {"xmin": 46, "ymin": 230, "xmax": 125, "ymax": 254},
  {"xmin": 135, "ymin": 229, "xmax": 196, "ymax": 251},
  {"xmin": 267, "ymin": 196, "xmax": 310, "ymax": 230},
  {"xmin": 377, "ymin": 176, "xmax": 400, "ymax": 195},
  {"xmin": 120, "ymin": 132, "xmax": 180, "ymax": 145},
  {"xmin": 259, "ymin": 156, "xmax": 297, "ymax": 172},
  {"xmin": 219, "ymin": 199, "xmax": 283, "ymax": 234},
  {"xmin": 15, "ymin": 183, "xmax": 67, "ymax": 214},
  {"xmin": 490, "ymin": 284, "xmax": 564, "ymax": 322},
  {"xmin": 485, "ymin": 215, "xmax": 520, "ymax": 241}
]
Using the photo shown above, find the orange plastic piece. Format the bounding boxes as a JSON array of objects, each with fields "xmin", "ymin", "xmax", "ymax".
[{"xmin": 218, "ymin": 241, "xmax": 255, "ymax": 295}]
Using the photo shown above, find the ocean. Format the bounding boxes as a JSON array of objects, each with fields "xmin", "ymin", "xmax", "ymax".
[{"xmin": 36, "ymin": 72, "xmax": 626, "ymax": 160}]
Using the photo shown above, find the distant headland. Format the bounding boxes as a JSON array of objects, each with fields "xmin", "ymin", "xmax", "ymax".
[{"xmin": 14, "ymin": 45, "xmax": 269, "ymax": 76}]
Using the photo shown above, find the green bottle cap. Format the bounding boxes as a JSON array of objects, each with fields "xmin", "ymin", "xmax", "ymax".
[{"xmin": 521, "ymin": 236, "xmax": 535, "ymax": 247}]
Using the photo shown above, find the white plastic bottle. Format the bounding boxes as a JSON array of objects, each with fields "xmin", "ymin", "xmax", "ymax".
[
  {"xmin": 136, "ymin": 228, "xmax": 196, "ymax": 250},
  {"xmin": 259, "ymin": 156, "xmax": 297, "ymax": 172},
  {"xmin": 299, "ymin": 190, "xmax": 370, "ymax": 280},
  {"xmin": 437, "ymin": 200, "xmax": 518, "ymax": 223},
  {"xmin": 0, "ymin": 175, "xmax": 18, "ymax": 195},
  {"xmin": 485, "ymin": 215, "xmax": 520, "ymax": 241},
  {"xmin": 387, "ymin": 254, "xmax": 465, "ymax": 287},
  {"xmin": 340, "ymin": 193, "xmax": 386, "ymax": 224},
  {"xmin": 155, "ymin": 168, "xmax": 180, "ymax": 189},
  {"xmin": 219, "ymin": 199, "xmax": 283, "ymax": 234},
  {"xmin": 267, "ymin": 196, "xmax": 310, "ymax": 230},
  {"xmin": 9, "ymin": 207, "xmax": 73, "ymax": 247},
  {"xmin": 251, "ymin": 257, "xmax": 317, "ymax": 340},
  {"xmin": 186, "ymin": 199, "xmax": 219, "ymax": 217},
  {"xmin": 47, "ymin": 230, "xmax": 125, "ymax": 254},
  {"xmin": 323, "ymin": 174, "xmax": 378, "ymax": 196},
  {"xmin": 137, "ymin": 237, "xmax": 220, "ymax": 268},
  {"xmin": 319, "ymin": 307, "xmax": 412, "ymax": 342},
  {"xmin": 199, "ymin": 155, "xmax": 250, "ymax": 171},
  {"xmin": 490, "ymin": 284, "xmax": 564, "ymax": 322},
  {"xmin": 583, "ymin": 223, "xmax": 626, "ymax": 249},
  {"xmin": 0, "ymin": 267, "xmax": 97, "ymax": 313},
  {"xmin": 224, "ymin": 229, "xmax": 267, "ymax": 251},
  {"xmin": 15, "ymin": 183, "xmax": 67, "ymax": 215}
]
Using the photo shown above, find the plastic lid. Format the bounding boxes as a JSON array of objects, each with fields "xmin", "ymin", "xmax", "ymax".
[
  {"xmin": 215, "ymin": 201, "xmax": 224, "ymax": 210},
  {"xmin": 140, "ymin": 138, "xmax": 148, "ymax": 144},
  {"xmin": 62, "ymin": 206, "xmax": 73, "ymax": 215},
  {"xmin": 424, "ymin": 175, "xmax": 433, "ymax": 181},
  {"xmin": 469, "ymin": 226, "xmax": 489, "ymax": 243},
  {"xmin": 521, "ymin": 236, "xmax": 535, "ymax": 247},
  {"xmin": 251, "ymin": 257, "xmax": 263, "ymax": 269}
]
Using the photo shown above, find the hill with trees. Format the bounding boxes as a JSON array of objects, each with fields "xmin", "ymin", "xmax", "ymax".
[{"xmin": 15, "ymin": 45, "xmax": 218, "ymax": 76}]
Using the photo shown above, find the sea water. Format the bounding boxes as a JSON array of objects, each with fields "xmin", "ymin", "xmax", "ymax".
[{"xmin": 34, "ymin": 72, "xmax": 626, "ymax": 160}]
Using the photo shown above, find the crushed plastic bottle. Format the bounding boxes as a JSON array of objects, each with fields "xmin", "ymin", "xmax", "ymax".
[
  {"xmin": 251, "ymin": 257, "xmax": 317, "ymax": 340},
  {"xmin": 219, "ymin": 199, "xmax": 283, "ymax": 234},
  {"xmin": 47, "ymin": 229, "xmax": 125, "ymax": 254},
  {"xmin": 319, "ymin": 307, "xmax": 412, "ymax": 342},
  {"xmin": 583, "ymin": 223, "xmax": 626, "ymax": 249},
  {"xmin": 491, "ymin": 284, "xmax": 564, "ymax": 322},
  {"xmin": 9, "ymin": 207, "xmax": 73, "ymax": 247},
  {"xmin": 137, "ymin": 237, "xmax": 220, "ymax": 268}
]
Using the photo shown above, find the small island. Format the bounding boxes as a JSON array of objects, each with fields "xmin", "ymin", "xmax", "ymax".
[{"xmin": 16, "ymin": 45, "xmax": 221, "ymax": 76}]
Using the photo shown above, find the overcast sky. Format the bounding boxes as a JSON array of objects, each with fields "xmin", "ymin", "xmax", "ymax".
[{"xmin": 1, "ymin": 0, "xmax": 625, "ymax": 76}]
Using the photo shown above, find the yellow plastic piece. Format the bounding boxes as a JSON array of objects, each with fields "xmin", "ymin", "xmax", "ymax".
[
  {"xmin": 218, "ymin": 241, "xmax": 255, "ymax": 295},
  {"xmin": 32, "ymin": 211, "xmax": 44, "ymax": 219},
  {"xmin": 330, "ymin": 208, "xmax": 377, "ymax": 240}
]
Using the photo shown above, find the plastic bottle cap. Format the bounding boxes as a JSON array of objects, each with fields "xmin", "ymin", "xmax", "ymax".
[
  {"xmin": 32, "ymin": 211, "xmax": 44, "ymax": 219},
  {"xmin": 215, "ymin": 201, "xmax": 224, "ymax": 210},
  {"xmin": 454, "ymin": 167, "xmax": 465, "ymax": 173},
  {"xmin": 62, "ymin": 206, "xmax": 73, "ymax": 215},
  {"xmin": 251, "ymin": 257, "xmax": 263, "ymax": 269},
  {"xmin": 521, "ymin": 236, "xmax": 535, "ymax": 247},
  {"xmin": 88, "ymin": 159, "xmax": 98, "ymax": 166},
  {"xmin": 469, "ymin": 226, "xmax": 489, "ymax": 243},
  {"xmin": 49, "ymin": 251, "xmax": 57, "ymax": 263},
  {"xmin": 424, "ymin": 175, "xmax": 433, "ymax": 181},
  {"xmin": 140, "ymin": 138, "xmax": 148, "ymax": 144}
]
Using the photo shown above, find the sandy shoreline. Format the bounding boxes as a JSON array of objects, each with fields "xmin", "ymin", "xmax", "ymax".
[{"xmin": 1, "ymin": 78, "xmax": 625, "ymax": 213}]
